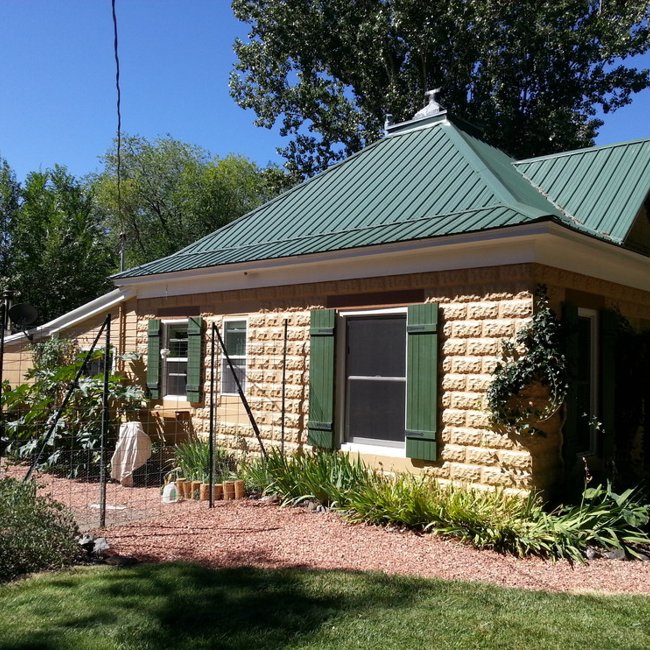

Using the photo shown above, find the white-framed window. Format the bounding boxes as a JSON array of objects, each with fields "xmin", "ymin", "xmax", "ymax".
[
  {"xmin": 576, "ymin": 308, "xmax": 599, "ymax": 454},
  {"xmin": 221, "ymin": 319, "xmax": 247, "ymax": 395},
  {"xmin": 161, "ymin": 319, "xmax": 188, "ymax": 399},
  {"xmin": 336, "ymin": 307, "xmax": 408, "ymax": 451}
]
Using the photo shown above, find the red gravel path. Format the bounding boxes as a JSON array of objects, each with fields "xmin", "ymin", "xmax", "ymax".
[{"xmin": 103, "ymin": 498, "xmax": 650, "ymax": 596}]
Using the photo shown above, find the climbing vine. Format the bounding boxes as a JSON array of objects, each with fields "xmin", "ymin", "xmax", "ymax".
[{"xmin": 487, "ymin": 287, "xmax": 568, "ymax": 433}]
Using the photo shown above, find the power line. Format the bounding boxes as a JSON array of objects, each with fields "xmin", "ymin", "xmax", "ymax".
[{"xmin": 111, "ymin": 0, "xmax": 125, "ymax": 272}]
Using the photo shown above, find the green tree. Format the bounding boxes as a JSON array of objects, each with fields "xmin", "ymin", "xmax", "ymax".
[
  {"xmin": 0, "ymin": 159, "xmax": 20, "ymax": 287},
  {"xmin": 11, "ymin": 166, "xmax": 114, "ymax": 324},
  {"xmin": 230, "ymin": 0, "xmax": 650, "ymax": 178},
  {"xmin": 93, "ymin": 135, "xmax": 292, "ymax": 269}
]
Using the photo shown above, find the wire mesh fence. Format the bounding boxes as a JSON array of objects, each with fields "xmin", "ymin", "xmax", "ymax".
[{"xmin": 0, "ymin": 314, "xmax": 301, "ymax": 532}]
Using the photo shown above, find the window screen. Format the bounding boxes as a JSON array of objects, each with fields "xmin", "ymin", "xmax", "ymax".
[{"xmin": 222, "ymin": 320, "xmax": 247, "ymax": 394}]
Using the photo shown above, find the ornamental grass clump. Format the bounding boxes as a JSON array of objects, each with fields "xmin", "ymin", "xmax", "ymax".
[
  {"xmin": 241, "ymin": 448, "xmax": 371, "ymax": 507},
  {"xmin": 171, "ymin": 440, "xmax": 237, "ymax": 483},
  {"xmin": 0, "ymin": 478, "xmax": 81, "ymax": 582}
]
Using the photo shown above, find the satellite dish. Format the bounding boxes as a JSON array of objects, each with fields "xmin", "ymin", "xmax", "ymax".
[{"xmin": 8, "ymin": 303, "xmax": 38, "ymax": 327}]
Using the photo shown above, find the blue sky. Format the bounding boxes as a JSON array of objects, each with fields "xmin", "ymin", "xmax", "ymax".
[{"xmin": 1, "ymin": 0, "xmax": 649, "ymax": 182}]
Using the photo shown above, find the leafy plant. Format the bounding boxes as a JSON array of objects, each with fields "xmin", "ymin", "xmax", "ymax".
[
  {"xmin": 170, "ymin": 439, "xmax": 237, "ymax": 483},
  {"xmin": 243, "ymin": 450, "xmax": 650, "ymax": 561},
  {"xmin": 0, "ymin": 478, "xmax": 81, "ymax": 582},
  {"xmin": 240, "ymin": 448, "xmax": 371, "ymax": 507},
  {"xmin": 2, "ymin": 340, "xmax": 145, "ymax": 476},
  {"xmin": 486, "ymin": 286, "xmax": 568, "ymax": 433}
]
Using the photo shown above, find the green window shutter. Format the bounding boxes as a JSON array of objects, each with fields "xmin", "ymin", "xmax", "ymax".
[
  {"xmin": 186, "ymin": 316, "xmax": 204, "ymax": 403},
  {"xmin": 406, "ymin": 303, "xmax": 439, "ymax": 461},
  {"xmin": 308, "ymin": 309, "xmax": 336, "ymax": 449},
  {"xmin": 562, "ymin": 302, "xmax": 579, "ymax": 466},
  {"xmin": 146, "ymin": 319, "xmax": 161, "ymax": 399},
  {"xmin": 599, "ymin": 309, "xmax": 617, "ymax": 461}
]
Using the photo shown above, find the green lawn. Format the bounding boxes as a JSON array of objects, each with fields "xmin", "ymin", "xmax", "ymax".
[{"xmin": 0, "ymin": 563, "xmax": 648, "ymax": 650}]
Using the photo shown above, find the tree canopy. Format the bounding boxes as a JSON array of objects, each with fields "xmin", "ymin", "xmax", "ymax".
[
  {"xmin": 230, "ymin": 0, "xmax": 650, "ymax": 178},
  {"xmin": 93, "ymin": 135, "xmax": 292, "ymax": 269},
  {"xmin": 9, "ymin": 165, "xmax": 115, "ymax": 324}
]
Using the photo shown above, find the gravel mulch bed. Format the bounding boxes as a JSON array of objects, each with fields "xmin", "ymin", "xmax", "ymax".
[{"xmin": 103, "ymin": 498, "xmax": 650, "ymax": 596}]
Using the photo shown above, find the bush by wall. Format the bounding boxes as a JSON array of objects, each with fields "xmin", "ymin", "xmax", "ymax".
[{"xmin": 0, "ymin": 478, "xmax": 81, "ymax": 582}]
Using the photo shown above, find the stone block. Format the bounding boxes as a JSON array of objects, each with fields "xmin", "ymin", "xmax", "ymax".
[
  {"xmin": 442, "ymin": 338, "xmax": 467, "ymax": 355},
  {"xmin": 499, "ymin": 300, "xmax": 532, "ymax": 319},
  {"xmin": 441, "ymin": 444, "xmax": 467, "ymax": 463},
  {"xmin": 465, "ymin": 446, "xmax": 499, "ymax": 466},
  {"xmin": 451, "ymin": 392, "xmax": 483, "ymax": 410},
  {"xmin": 451, "ymin": 357, "xmax": 483, "ymax": 374},
  {"xmin": 441, "ymin": 409, "xmax": 467, "ymax": 426},
  {"xmin": 467, "ymin": 302, "xmax": 500, "ymax": 320},
  {"xmin": 482, "ymin": 320, "xmax": 515, "ymax": 338},
  {"xmin": 498, "ymin": 450, "xmax": 533, "ymax": 471},
  {"xmin": 465, "ymin": 410, "xmax": 491, "ymax": 428},
  {"xmin": 451, "ymin": 321, "xmax": 483, "ymax": 338},
  {"xmin": 451, "ymin": 428, "xmax": 484, "ymax": 447},
  {"xmin": 466, "ymin": 339, "xmax": 499, "ymax": 356},
  {"xmin": 441, "ymin": 374, "xmax": 467, "ymax": 391},
  {"xmin": 441, "ymin": 303, "xmax": 467, "ymax": 320},
  {"xmin": 465, "ymin": 374, "xmax": 492, "ymax": 392},
  {"xmin": 450, "ymin": 463, "xmax": 482, "ymax": 483}
]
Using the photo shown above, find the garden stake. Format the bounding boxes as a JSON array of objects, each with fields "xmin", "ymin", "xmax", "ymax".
[
  {"xmin": 99, "ymin": 314, "xmax": 111, "ymax": 528},
  {"xmin": 208, "ymin": 321, "xmax": 216, "ymax": 508}
]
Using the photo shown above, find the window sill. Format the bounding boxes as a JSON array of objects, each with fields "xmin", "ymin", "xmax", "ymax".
[{"xmin": 340, "ymin": 442, "xmax": 405, "ymax": 458}]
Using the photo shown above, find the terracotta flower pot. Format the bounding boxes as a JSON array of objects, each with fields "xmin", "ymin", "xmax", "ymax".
[
  {"xmin": 212, "ymin": 483, "xmax": 224, "ymax": 501},
  {"xmin": 191, "ymin": 480, "xmax": 202, "ymax": 500},
  {"xmin": 234, "ymin": 479, "xmax": 246, "ymax": 500},
  {"xmin": 223, "ymin": 481, "xmax": 235, "ymax": 500},
  {"xmin": 175, "ymin": 478, "xmax": 187, "ymax": 500},
  {"xmin": 200, "ymin": 483, "xmax": 210, "ymax": 501}
]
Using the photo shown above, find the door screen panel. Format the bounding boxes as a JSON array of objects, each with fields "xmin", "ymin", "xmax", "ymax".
[{"xmin": 345, "ymin": 315, "xmax": 406, "ymax": 445}]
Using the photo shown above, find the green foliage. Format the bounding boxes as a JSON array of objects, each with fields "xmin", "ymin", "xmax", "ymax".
[
  {"xmin": 231, "ymin": 0, "xmax": 650, "ymax": 178},
  {"xmin": 243, "ymin": 450, "xmax": 650, "ymax": 560},
  {"xmin": 10, "ymin": 165, "xmax": 115, "ymax": 324},
  {"xmin": 241, "ymin": 448, "xmax": 370, "ymax": 506},
  {"xmin": 2, "ymin": 340, "xmax": 145, "ymax": 476},
  {"xmin": 92, "ymin": 135, "xmax": 293, "ymax": 269},
  {"xmin": 0, "ymin": 158, "xmax": 20, "ymax": 283},
  {"xmin": 0, "ymin": 478, "xmax": 81, "ymax": 582},
  {"xmin": 487, "ymin": 288, "xmax": 568, "ymax": 433},
  {"xmin": 171, "ymin": 439, "xmax": 238, "ymax": 483}
]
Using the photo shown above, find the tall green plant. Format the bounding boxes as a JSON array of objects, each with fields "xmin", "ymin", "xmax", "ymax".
[
  {"xmin": 2, "ymin": 342, "xmax": 145, "ymax": 476},
  {"xmin": 171, "ymin": 440, "xmax": 237, "ymax": 483}
]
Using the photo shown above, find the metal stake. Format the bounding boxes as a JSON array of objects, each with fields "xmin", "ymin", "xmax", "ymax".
[{"xmin": 99, "ymin": 314, "xmax": 111, "ymax": 528}]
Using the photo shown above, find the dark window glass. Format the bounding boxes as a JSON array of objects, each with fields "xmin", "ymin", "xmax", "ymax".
[
  {"xmin": 222, "ymin": 321, "xmax": 247, "ymax": 394},
  {"xmin": 166, "ymin": 360, "xmax": 187, "ymax": 396},
  {"xmin": 345, "ymin": 315, "xmax": 407, "ymax": 445},
  {"xmin": 346, "ymin": 316, "xmax": 406, "ymax": 377},
  {"xmin": 222, "ymin": 359, "xmax": 246, "ymax": 394},
  {"xmin": 224, "ymin": 321, "xmax": 247, "ymax": 356}
]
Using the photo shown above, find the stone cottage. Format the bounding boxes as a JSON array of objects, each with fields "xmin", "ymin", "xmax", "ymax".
[{"xmin": 4, "ymin": 97, "xmax": 650, "ymax": 495}]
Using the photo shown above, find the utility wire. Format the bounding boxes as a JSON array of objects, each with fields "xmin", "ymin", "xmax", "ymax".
[{"xmin": 111, "ymin": 0, "xmax": 125, "ymax": 272}]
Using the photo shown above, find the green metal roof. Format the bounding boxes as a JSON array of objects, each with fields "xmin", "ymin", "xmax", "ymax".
[
  {"xmin": 113, "ymin": 115, "xmax": 649, "ymax": 280},
  {"xmin": 515, "ymin": 139, "xmax": 650, "ymax": 244}
]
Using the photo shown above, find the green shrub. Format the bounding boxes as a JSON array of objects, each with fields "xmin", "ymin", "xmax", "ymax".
[
  {"xmin": 243, "ymin": 450, "xmax": 650, "ymax": 561},
  {"xmin": 170, "ymin": 440, "xmax": 237, "ymax": 483},
  {"xmin": 0, "ymin": 478, "xmax": 81, "ymax": 582}
]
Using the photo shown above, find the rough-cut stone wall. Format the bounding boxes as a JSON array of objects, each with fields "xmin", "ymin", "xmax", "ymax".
[{"xmin": 129, "ymin": 262, "xmax": 650, "ymax": 494}]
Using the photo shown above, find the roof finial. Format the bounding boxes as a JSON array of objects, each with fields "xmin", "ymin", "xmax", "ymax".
[{"xmin": 413, "ymin": 88, "xmax": 444, "ymax": 120}]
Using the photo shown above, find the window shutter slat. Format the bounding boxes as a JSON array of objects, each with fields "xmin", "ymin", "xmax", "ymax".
[
  {"xmin": 562, "ymin": 302, "xmax": 579, "ymax": 466},
  {"xmin": 308, "ymin": 309, "xmax": 336, "ymax": 449},
  {"xmin": 406, "ymin": 303, "xmax": 438, "ymax": 461},
  {"xmin": 146, "ymin": 319, "xmax": 161, "ymax": 399},
  {"xmin": 186, "ymin": 316, "xmax": 203, "ymax": 403}
]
